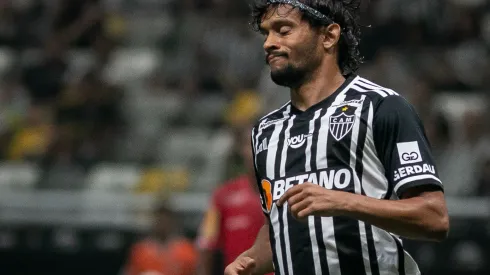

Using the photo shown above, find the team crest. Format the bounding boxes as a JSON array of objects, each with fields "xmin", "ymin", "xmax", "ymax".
[{"xmin": 329, "ymin": 113, "xmax": 355, "ymax": 141}]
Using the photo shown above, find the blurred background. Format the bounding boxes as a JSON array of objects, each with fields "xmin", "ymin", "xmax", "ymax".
[{"xmin": 0, "ymin": 0, "xmax": 489, "ymax": 274}]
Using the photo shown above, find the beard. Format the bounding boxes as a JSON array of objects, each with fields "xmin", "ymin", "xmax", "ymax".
[{"xmin": 270, "ymin": 63, "xmax": 308, "ymax": 88}]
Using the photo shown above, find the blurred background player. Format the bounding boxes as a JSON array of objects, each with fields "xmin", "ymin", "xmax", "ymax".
[
  {"xmin": 123, "ymin": 201, "xmax": 197, "ymax": 275},
  {"xmin": 196, "ymin": 123, "xmax": 271, "ymax": 275}
]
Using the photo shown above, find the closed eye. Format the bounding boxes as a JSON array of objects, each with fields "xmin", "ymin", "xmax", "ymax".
[{"xmin": 278, "ymin": 26, "xmax": 292, "ymax": 35}]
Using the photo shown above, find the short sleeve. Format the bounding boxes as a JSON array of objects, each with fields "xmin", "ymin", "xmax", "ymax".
[
  {"xmin": 373, "ymin": 95, "xmax": 443, "ymax": 197},
  {"xmin": 252, "ymin": 126, "xmax": 271, "ymax": 215}
]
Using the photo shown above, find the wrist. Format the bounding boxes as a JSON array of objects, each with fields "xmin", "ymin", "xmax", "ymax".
[{"xmin": 334, "ymin": 191, "xmax": 356, "ymax": 216}]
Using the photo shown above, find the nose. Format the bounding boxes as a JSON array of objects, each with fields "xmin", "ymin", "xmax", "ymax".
[{"xmin": 263, "ymin": 33, "xmax": 279, "ymax": 53}]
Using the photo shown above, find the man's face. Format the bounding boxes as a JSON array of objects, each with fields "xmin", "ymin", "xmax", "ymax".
[{"xmin": 260, "ymin": 5, "xmax": 323, "ymax": 87}]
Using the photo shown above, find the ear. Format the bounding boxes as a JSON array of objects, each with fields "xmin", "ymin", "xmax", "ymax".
[{"xmin": 321, "ymin": 23, "xmax": 341, "ymax": 51}]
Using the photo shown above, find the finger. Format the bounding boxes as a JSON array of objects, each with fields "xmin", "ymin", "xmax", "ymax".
[
  {"xmin": 297, "ymin": 206, "xmax": 316, "ymax": 219},
  {"xmin": 240, "ymin": 258, "xmax": 256, "ymax": 274},
  {"xmin": 289, "ymin": 199, "xmax": 310, "ymax": 220},
  {"xmin": 277, "ymin": 184, "xmax": 304, "ymax": 206},
  {"xmin": 287, "ymin": 190, "xmax": 307, "ymax": 206}
]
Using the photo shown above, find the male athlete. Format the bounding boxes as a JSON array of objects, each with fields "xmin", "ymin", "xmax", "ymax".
[{"xmin": 225, "ymin": 1, "xmax": 449, "ymax": 275}]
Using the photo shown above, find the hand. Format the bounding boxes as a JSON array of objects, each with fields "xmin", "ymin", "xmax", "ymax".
[
  {"xmin": 276, "ymin": 183, "xmax": 347, "ymax": 220},
  {"xmin": 224, "ymin": 256, "xmax": 256, "ymax": 275}
]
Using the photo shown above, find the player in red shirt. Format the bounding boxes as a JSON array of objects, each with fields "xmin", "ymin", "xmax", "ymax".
[{"xmin": 196, "ymin": 125, "xmax": 271, "ymax": 275}]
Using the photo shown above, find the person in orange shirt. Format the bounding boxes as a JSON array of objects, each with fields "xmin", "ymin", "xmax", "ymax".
[{"xmin": 124, "ymin": 201, "xmax": 197, "ymax": 275}]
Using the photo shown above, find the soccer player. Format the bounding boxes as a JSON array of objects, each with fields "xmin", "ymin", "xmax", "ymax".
[
  {"xmin": 197, "ymin": 125, "xmax": 271, "ymax": 275},
  {"xmin": 124, "ymin": 202, "xmax": 197, "ymax": 275},
  {"xmin": 224, "ymin": 1, "xmax": 449, "ymax": 275}
]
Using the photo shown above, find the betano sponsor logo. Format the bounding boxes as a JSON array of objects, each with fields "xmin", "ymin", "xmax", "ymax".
[
  {"xmin": 393, "ymin": 163, "xmax": 435, "ymax": 182},
  {"xmin": 260, "ymin": 168, "xmax": 352, "ymax": 212}
]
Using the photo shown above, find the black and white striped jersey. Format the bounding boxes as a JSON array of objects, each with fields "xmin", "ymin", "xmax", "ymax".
[{"xmin": 251, "ymin": 75, "xmax": 443, "ymax": 275}]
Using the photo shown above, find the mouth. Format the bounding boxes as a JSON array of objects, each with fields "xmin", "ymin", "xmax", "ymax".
[{"xmin": 267, "ymin": 54, "xmax": 286, "ymax": 64}]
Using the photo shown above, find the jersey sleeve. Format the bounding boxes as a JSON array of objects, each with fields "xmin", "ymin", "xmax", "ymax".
[
  {"xmin": 251, "ymin": 126, "xmax": 270, "ymax": 215},
  {"xmin": 373, "ymin": 95, "xmax": 443, "ymax": 198}
]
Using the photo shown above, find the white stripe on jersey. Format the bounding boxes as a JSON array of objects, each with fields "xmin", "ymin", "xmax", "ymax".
[
  {"xmin": 266, "ymin": 105, "xmax": 290, "ymax": 275},
  {"xmin": 348, "ymin": 95, "xmax": 372, "ymax": 275},
  {"xmin": 280, "ymin": 115, "xmax": 296, "ymax": 177},
  {"xmin": 305, "ymin": 109, "xmax": 322, "ymax": 275},
  {"xmin": 271, "ymin": 204, "xmax": 286, "ymax": 275},
  {"xmin": 371, "ymin": 226, "xmax": 400, "ymax": 275},
  {"xmin": 279, "ymin": 114, "xmax": 295, "ymax": 275},
  {"xmin": 258, "ymin": 100, "xmax": 291, "ymax": 121},
  {"xmin": 316, "ymin": 85, "xmax": 353, "ymax": 275},
  {"xmin": 358, "ymin": 77, "xmax": 399, "ymax": 95},
  {"xmin": 362, "ymin": 102, "xmax": 389, "ymax": 199},
  {"xmin": 351, "ymin": 84, "xmax": 388, "ymax": 97},
  {"xmin": 395, "ymin": 175, "xmax": 442, "ymax": 193},
  {"xmin": 252, "ymin": 127, "xmax": 259, "ymax": 170}
]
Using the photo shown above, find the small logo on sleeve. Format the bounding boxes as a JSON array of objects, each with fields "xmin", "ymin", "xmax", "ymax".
[{"xmin": 397, "ymin": 141, "xmax": 422, "ymax": 164}]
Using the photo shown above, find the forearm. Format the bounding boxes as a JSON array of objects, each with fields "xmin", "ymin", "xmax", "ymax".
[
  {"xmin": 239, "ymin": 223, "xmax": 274, "ymax": 275},
  {"xmin": 197, "ymin": 250, "xmax": 214, "ymax": 275},
  {"xmin": 341, "ymin": 191, "xmax": 448, "ymax": 241}
]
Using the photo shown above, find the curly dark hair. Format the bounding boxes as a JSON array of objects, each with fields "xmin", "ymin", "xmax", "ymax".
[{"xmin": 250, "ymin": 0, "xmax": 363, "ymax": 75}]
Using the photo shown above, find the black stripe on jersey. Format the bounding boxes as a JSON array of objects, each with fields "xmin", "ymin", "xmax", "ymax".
[
  {"xmin": 275, "ymin": 118, "xmax": 290, "ymax": 275},
  {"xmin": 284, "ymin": 117, "xmax": 317, "ymax": 274},
  {"xmin": 314, "ymin": 216, "xmax": 329, "ymax": 274},
  {"xmin": 392, "ymin": 236, "xmax": 406, "ymax": 275},
  {"xmin": 269, "ymin": 221, "xmax": 281, "ymax": 274},
  {"xmin": 312, "ymin": 108, "xmax": 330, "ymax": 275},
  {"xmin": 278, "ymin": 206, "xmax": 290, "ymax": 275},
  {"xmin": 329, "ymin": 94, "xmax": 366, "ymax": 275},
  {"xmin": 354, "ymin": 98, "xmax": 381, "ymax": 275}
]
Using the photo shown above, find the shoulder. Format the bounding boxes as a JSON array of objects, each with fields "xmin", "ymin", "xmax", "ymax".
[
  {"xmin": 347, "ymin": 76, "xmax": 402, "ymax": 103},
  {"xmin": 252, "ymin": 101, "xmax": 292, "ymax": 135},
  {"xmin": 213, "ymin": 175, "xmax": 249, "ymax": 203}
]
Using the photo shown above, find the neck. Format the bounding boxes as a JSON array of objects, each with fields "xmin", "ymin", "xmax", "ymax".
[{"xmin": 290, "ymin": 62, "xmax": 346, "ymax": 111}]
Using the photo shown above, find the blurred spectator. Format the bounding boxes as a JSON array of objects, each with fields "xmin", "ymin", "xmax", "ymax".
[
  {"xmin": 51, "ymin": 0, "xmax": 104, "ymax": 48},
  {"xmin": 438, "ymin": 110, "xmax": 490, "ymax": 196},
  {"xmin": 476, "ymin": 157, "xmax": 490, "ymax": 197},
  {"xmin": 196, "ymin": 124, "xmax": 267, "ymax": 275},
  {"xmin": 124, "ymin": 201, "xmax": 198, "ymax": 275},
  {"xmin": 0, "ymin": 71, "xmax": 30, "ymax": 141},
  {"xmin": 7, "ymin": 104, "xmax": 53, "ymax": 162},
  {"xmin": 21, "ymin": 37, "xmax": 68, "ymax": 105},
  {"xmin": 55, "ymin": 70, "xmax": 125, "ymax": 165},
  {"xmin": 0, "ymin": 0, "xmax": 16, "ymax": 47}
]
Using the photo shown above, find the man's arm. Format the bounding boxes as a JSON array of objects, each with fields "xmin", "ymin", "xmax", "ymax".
[
  {"xmin": 196, "ymin": 202, "xmax": 221, "ymax": 275},
  {"xmin": 226, "ymin": 219, "xmax": 274, "ymax": 275},
  {"xmin": 278, "ymin": 183, "xmax": 449, "ymax": 241},
  {"xmin": 341, "ymin": 186, "xmax": 449, "ymax": 241}
]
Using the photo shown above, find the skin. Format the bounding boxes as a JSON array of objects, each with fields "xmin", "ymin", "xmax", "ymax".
[{"xmin": 225, "ymin": 4, "xmax": 449, "ymax": 275}]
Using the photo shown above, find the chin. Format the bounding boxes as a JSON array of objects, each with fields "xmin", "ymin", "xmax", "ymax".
[{"xmin": 270, "ymin": 66, "xmax": 303, "ymax": 87}]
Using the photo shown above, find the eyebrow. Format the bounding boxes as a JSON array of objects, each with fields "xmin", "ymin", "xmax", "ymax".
[{"xmin": 259, "ymin": 18, "xmax": 296, "ymax": 33}]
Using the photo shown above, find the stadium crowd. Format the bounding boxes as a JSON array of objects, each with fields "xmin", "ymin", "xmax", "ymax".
[
  {"xmin": 0, "ymin": 0, "xmax": 489, "ymax": 196},
  {"xmin": 0, "ymin": 0, "xmax": 489, "ymax": 274}
]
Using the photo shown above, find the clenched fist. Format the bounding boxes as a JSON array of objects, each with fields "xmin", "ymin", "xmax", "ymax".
[
  {"xmin": 224, "ymin": 256, "xmax": 256, "ymax": 275},
  {"xmin": 277, "ymin": 182, "xmax": 347, "ymax": 220}
]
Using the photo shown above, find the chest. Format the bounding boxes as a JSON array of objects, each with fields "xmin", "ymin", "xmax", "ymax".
[{"xmin": 257, "ymin": 99, "xmax": 372, "ymax": 176}]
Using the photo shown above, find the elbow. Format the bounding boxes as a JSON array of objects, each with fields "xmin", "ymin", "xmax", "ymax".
[{"xmin": 427, "ymin": 212, "xmax": 450, "ymax": 242}]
